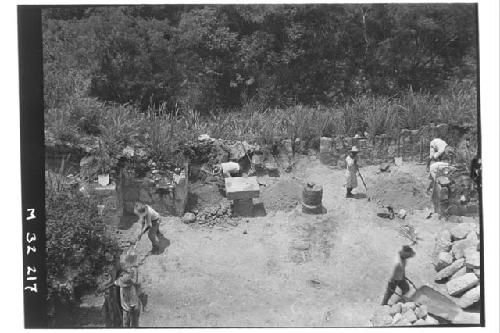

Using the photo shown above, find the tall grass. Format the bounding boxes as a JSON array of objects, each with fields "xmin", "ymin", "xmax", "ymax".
[{"xmin": 45, "ymin": 82, "xmax": 478, "ymax": 164}]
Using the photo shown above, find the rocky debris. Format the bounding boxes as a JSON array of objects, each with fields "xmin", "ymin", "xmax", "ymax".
[
  {"xmin": 435, "ymin": 252, "xmax": 453, "ymax": 271},
  {"xmin": 371, "ymin": 302, "xmax": 438, "ymax": 327},
  {"xmin": 397, "ymin": 209, "xmax": 407, "ymax": 219},
  {"xmin": 379, "ymin": 163, "xmax": 391, "ymax": 172},
  {"xmin": 451, "ymin": 237, "xmax": 478, "ymax": 259},
  {"xmin": 450, "ymin": 222, "xmax": 477, "ymax": 241},
  {"xmin": 182, "ymin": 212, "xmax": 196, "ymax": 224},
  {"xmin": 435, "ymin": 258, "xmax": 465, "ymax": 281},
  {"xmin": 446, "ymin": 273, "xmax": 479, "ymax": 296},
  {"xmin": 433, "ymin": 221, "xmax": 481, "ymax": 314},
  {"xmin": 434, "ymin": 229, "xmax": 452, "ymax": 255},
  {"xmin": 290, "ymin": 239, "xmax": 311, "ymax": 251},
  {"xmin": 194, "ymin": 200, "xmax": 236, "ymax": 227},
  {"xmin": 457, "ymin": 285, "xmax": 480, "ymax": 309}
]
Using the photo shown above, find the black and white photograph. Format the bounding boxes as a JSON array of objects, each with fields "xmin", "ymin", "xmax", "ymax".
[{"xmin": 8, "ymin": 1, "xmax": 500, "ymax": 330}]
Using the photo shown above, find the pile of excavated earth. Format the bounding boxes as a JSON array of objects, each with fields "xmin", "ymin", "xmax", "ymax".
[
  {"xmin": 368, "ymin": 170, "xmax": 428, "ymax": 211},
  {"xmin": 260, "ymin": 178, "xmax": 303, "ymax": 211},
  {"xmin": 371, "ymin": 302, "xmax": 439, "ymax": 326},
  {"xmin": 433, "ymin": 222, "xmax": 481, "ymax": 309}
]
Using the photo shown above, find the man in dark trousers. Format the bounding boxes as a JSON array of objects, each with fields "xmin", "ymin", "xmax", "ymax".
[{"xmin": 381, "ymin": 245, "xmax": 416, "ymax": 305}]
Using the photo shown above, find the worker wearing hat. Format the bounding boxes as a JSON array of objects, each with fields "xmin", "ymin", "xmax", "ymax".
[
  {"xmin": 345, "ymin": 146, "xmax": 360, "ymax": 198},
  {"xmin": 381, "ymin": 245, "xmax": 416, "ymax": 305}
]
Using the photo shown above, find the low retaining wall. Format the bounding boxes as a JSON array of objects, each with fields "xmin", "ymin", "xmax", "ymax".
[
  {"xmin": 318, "ymin": 122, "xmax": 462, "ymax": 167},
  {"xmin": 433, "ymin": 174, "xmax": 479, "ymax": 217}
]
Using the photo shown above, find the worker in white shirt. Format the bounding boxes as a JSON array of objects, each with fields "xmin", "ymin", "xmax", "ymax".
[{"xmin": 427, "ymin": 138, "xmax": 455, "ymax": 193}]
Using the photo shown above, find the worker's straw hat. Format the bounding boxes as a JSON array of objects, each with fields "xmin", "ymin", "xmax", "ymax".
[{"xmin": 350, "ymin": 146, "xmax": 360, "ymax": 153}]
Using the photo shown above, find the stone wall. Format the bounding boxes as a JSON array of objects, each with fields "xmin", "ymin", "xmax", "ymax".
[
  {"xmin": 319, "ymin": 122, "xmax": 462, "ymax": 168},
  {"xmin": 116, "ymin": 163, "xmax": 189, "ymax": 218},
  {"xmin": 433, "ymin": 173, "xmax": 479, "ymax": 217}
]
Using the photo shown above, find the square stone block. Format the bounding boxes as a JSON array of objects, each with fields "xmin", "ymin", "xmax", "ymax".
[
  {"xmin": 233, "ymin": 198, "xmax": 254, "ymax": 217},
  {"xmin": 225, "ymin": 177, "xmax": 260, "ymax": 200}
]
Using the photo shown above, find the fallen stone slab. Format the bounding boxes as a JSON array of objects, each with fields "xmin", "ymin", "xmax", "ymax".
[
  {"xmin": 452, "ymin": 237, "xmax": 479, "ymax": 260},
  {"xmin": 435, "ymin": 252, "xmax": 453, "ymax": 271},
  {"xmin": 435, "ymin": 258, "xmax": 465, "ymax": 281},
  {"xmin": 450, "ymin": 222, "xmax": 477, "ymax": 241},
  {"xmin": 447, "ymin": 273, "xmax": 479, "ymax": 296},
  {"xmin": 451, "ymin": 266, "xmax": 467, "ymax": 280},
  {"xmin": 465, "ymin": 251, "xmax": 480, "ymax": 269},
  {"xmin": 425, "ymin": 314, "xmax": 439, "ymax": 325},
  {"xmin": 457, "ymin": 285, "xmax": 480, "ymax": 309}
]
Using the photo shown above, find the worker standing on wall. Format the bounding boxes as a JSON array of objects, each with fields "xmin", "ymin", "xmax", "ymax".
[{"xmin": 345, "ymin": 146, "xmax": 360, "ymax": 198}]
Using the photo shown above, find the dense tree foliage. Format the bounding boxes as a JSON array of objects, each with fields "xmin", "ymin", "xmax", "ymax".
[{"xmin": 43, "ymin": 4, "xmax": 477, "ymax": 112}]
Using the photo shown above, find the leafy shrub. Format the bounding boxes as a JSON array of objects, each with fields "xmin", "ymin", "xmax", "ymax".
[{"xmin": 46, "ymin": 187, "xmax": 120, "ymax": 310}]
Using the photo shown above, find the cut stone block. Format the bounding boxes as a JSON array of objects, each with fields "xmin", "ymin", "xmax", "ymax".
[
  {"xmin": 446, "ymin": 273, "xmax": 479, "ymax": 296},
  {"xmin": 225, "ymin": 177, "xmax": 260, "ymax": 200},
  {"xmin": 451, "ymin": 266, "xmax": 467, "ymax": 280},
  {"xmin": 450, "ymin": 222, "xmax": 477, "ymax": 241},
  {"xmin": 465, "ymin": 251, "xmax": 480, "ymax": 269},
  {"xmin": 452, "ymin": 237, "xmax": 479, "ymax": 260},
  {"xmin": 435, "ymin": 252, "xmax": 453, "ymax": 271},
  {"xmin": 457, "ymin": 285, "xmax": 480, "ymax": 309},
  {"xmin": 473, "ymin": 268, "xmax": 480, "ymax": 278},
  {"xmin": 435, "ymin": 258, "xmax": 465, "ymax": 281}
]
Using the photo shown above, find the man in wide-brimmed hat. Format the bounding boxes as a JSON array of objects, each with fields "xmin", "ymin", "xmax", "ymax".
[
  {"xmin": 381, "ymin": 245, "xmax": 416, "ymax": 305},
  {"xmin": 345, "ymin": 146, "xmax": 360, "ymax": 198}
]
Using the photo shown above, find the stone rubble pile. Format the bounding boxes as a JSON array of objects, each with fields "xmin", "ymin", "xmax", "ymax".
[
  {"xmin": 182, "ymin": 200, "xmax": 237, "ymax": 226},
  {"xmin": 371, "ymin": 302, "xmax": 439, "ymax": 326},
  {"xmin": 433, "ymin": 222, "xmax": 481, "ymax": 309}
]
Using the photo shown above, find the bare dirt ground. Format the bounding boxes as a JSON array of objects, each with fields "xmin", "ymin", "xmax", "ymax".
[{"xmin": 125, "ymin": 157, "xmax": 479, "ymax": 327}]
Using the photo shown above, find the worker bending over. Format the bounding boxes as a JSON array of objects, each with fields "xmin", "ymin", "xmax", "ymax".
[
  {"xmin": 134, "ymin": 202, "xmax": 164, "ymax": 254},
  {"xmin": 427, "ymin": 138, "xmax": 455, "ymax": 193}
]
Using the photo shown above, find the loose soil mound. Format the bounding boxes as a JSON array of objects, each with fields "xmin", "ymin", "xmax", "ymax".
[
  {"xmin": 261, "ymin": 178, "xmax": 303, "ymax": 211},
  {"xmin": 368, "ymin": 171, "xmax": 429, "ymax": 211}
]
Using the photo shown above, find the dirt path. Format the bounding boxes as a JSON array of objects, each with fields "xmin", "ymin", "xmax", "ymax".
[{"xmin": 130, "ymin": 159, "xmax": 474, "ymax": 327}]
